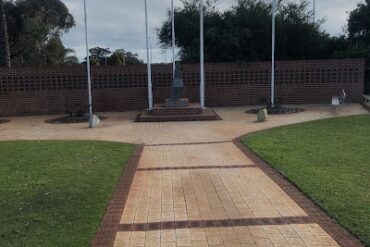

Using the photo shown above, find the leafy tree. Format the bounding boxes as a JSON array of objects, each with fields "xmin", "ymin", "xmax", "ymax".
[
  {"xmin": 108, "ymin": 49, "xmax": 126, "ymax": 66},
  {"xmin": 4, "ymin": 0, "xmax": 75, "ymax": 66},
  {"xmin": 86, "ymin": 48, "xmax": 143, "ymax": 66},
  {"xmin": 348, "ymin": 0, "xmax": 370, "ymax": 45},
  {"xmin": 157, "ymin": 0, "xmax": 333, "ymax": 62},
  {"xmin": 123, "ymin": 51, "xmax": 143, "ymax": 65},
  {"xmin": 0, "ymin": 0, "xmax": 10, "ymax": 67},
  {"xmin": 88, "ymin": 47, "xmax": 111, "ymax": 66},
  {"xmin": 341, "ymin": 0, "xmax": 370, "ymax": 61}
]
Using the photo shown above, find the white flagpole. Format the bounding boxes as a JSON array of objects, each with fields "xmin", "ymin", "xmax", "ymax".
[
  {"xmin": 83, "ymin": 0, "xmax": 93, "ymax": 128},
  {"xmin": 312, "ymin": 0, "xmax": 316, "ymax": 23},
  {"xmin": 271, "ymin": 0, "xmax": 277, "ymax": 108},
  {"xmin": 200, "ymin": 0, "xmax": 205, "ymax": 108},
  {"xmin": 144, "ymin": 0, "xmax": 153, "ymax": 110},
  {"xmin": 171, "ymin": 0, "xmax": 176, "ymax": 77}
]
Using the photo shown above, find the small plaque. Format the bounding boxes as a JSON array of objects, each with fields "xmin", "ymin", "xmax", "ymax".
[{"xmin": 173, "ymin": 78, "xmax": 183, "ymax": 88}]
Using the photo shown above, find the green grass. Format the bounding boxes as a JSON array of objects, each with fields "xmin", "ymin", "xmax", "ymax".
[
  {"xmin": 0, "ymin": 141, "xmax": 134, "ymax": 247},
  {"xmin": 242, "ymin": 115, "xmax": 370, "ymax": 246}
]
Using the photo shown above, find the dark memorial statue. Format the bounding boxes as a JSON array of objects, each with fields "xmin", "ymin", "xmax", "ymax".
[{"xmin": 165, "ymin": 62, "xmax": 189, "ymax": 108}]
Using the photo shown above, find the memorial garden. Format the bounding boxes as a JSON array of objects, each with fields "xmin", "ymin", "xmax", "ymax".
[{"xmin": 0, "ymin": 0, "xmax": 369, "ymax": 246}]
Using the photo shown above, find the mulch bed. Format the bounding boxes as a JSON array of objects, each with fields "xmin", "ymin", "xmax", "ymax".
[
  {"xmin": 0, "ymin": 119, "xmax": 10, "ymax": 124},
  {"xmin": 246, "ymin": 106, "xmax": 305, "ymax": 115},
  {"xmin": 45, "ymin": 115, "xmax": 108, "ymax": 124}
]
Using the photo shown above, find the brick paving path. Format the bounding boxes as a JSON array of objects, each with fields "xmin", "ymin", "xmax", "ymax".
[{"xmin": 99, "ymin": 141, "xmax": 362, "ymax": 247}]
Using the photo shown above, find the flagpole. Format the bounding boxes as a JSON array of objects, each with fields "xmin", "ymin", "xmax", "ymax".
[
  {"xmin": 200, "ymin": 0, "xmax": 205, "ymax": 108},
  {"xmin": 83, "ymin": 0, "xmax": 93, "ymax": 128},
  {"xmin": 144, "ymin": 0, "xmax": 153, "ymax": 110},
  {"xmin": 313, "ymin": 0, "xmax": 316, "ymax": 23},
  {"xmin": 271, "ymin": 0, "xmax": 277, "ymax": 108},
  {"xmin": 171, "ymin": 0, "xmax": 176, "ymax": 77}
]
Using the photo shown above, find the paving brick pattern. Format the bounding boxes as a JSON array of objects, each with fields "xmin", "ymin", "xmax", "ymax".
[{"xmin": 111, "ymin": 142, "xmax": 356, "ymax": 247}]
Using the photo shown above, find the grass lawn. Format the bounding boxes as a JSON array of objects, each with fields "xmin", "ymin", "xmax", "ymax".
[
  {"xmin": 0, "ymin": 141, "xmax": 134, "ymax": 247},
  {"xmin": 242, "ymin": 115, "xmax": 370, "ymax": 246}
]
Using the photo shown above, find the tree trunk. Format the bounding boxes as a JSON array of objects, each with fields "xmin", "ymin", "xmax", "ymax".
[{"xmin": 0, "ymin": 0, "xmax": 11, "ymax": 67}]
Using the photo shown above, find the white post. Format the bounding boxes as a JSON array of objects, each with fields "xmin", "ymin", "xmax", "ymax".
[
  {"xmin": 171, "ymin": 0, "xmax": 176, "ymax": 77},
  {"xmin": 271, "ymin": 0, "xmax": 277, "ymax": 108},
  {"xmin": 144, "ymin": 0, "xmax": 153, "ymax": 110},
  {"xmin": 83, "ymin": 0, "xmax": 93, "ymax": 128},
  {"xmin": 200, "ymin": 0, "xmax": 205, "ymax": 108}
]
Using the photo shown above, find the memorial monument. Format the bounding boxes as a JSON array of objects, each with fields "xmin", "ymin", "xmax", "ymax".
[
  {"xmin": 165, "ymin": 62, "xmax": 189, "ymax": 108},
  {"xmin": 136, "ymin": 62, "xmax": 219, "ymax": 122}
]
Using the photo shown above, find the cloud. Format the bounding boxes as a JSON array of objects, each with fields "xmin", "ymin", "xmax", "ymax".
[{"xmin": 61, "ymin": 0, "xmax": 361, "ymax": 63}]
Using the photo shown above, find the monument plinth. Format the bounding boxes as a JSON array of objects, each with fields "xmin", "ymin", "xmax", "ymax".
[{"xmin": 136, "ymin": 63, "xmax": 220, "ymax": 122}]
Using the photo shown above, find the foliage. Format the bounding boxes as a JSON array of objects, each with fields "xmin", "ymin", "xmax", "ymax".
[
  {"xmin": 4, "ymin": 0, "xmax": 75, "ymax": 66},
  {"xmin": 345, "ymin": 0, "xmax": 370, "ymax": 93},
  {"xmin": 0, "ymin": 0, "xmax": 10, "ymax": 67},
  {"xmin": 158, "ymin": 0, "xmax": 333, "ymax": 62},
  {"xmin": 242, "ymin": 115, "xmax": 370, "ymax": 246},
  {"xmin": 86, "ymin": 47, "xmax": 143, "ymax": 66},
  {"xmin": 348, "ymin": 0, "xmax": 370, "ymax": 46},
  {"xmin": 88, "ymin": 47, "xmax": 111, "ymax": 66},
  {"xmin": 0, "ymin": 140, "xmax": 134, "ymax": 247}
]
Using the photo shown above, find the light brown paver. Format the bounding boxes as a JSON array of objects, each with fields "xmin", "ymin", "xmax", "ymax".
[
  {"xmin": 1, "ymin": 104, "xmax": 366, "ymax": 247},
  {"xmin": 114, "ymin": 224, "xmax": 339, "ymax": 247},
  {"xmin": 114, "ymin": 142, "xmax": 341, "ymax": 246}
]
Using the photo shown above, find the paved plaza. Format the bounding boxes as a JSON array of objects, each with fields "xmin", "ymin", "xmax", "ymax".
[{"xmin": 1, "ymin": 104, "xmax": 367, "ymax": 247}]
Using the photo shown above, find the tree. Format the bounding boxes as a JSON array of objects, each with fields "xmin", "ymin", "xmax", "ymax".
[
  {"xmin": 124, "ymin": 51, "xmax": 143, "ymax": 65},
  {"xmin": 109, "ymin": 49, "xmax": 125, "ymax": 66},
  {"xmin": 88, "ymin": 47, "xmax": 111, "ymax": 66},
  {"xmin": 157, "ymin": 0, "xmax": 333, "ymax": 62},
  {"xmin": 0, "ymin": 0, "xmax": 10, "ymax": 67},
  {"xmin": 86, "ymin": 48, "xmax": 143, "ymax": 66},
  {"xmin": 4, "ymin": 0, "xmax": 75, "ymax": 66},
  {"xmin": 343, "ymin": 0, "xmax": 370, "ymax": 59},
  {"xmin": 348, "ymin": 0, "xmax": 370, "ymax": 45}
]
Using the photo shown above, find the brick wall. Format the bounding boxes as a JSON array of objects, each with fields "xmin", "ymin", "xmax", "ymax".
[{"xmin": 0, "ymin": 59, "xmax": 365, "ymax": 116}]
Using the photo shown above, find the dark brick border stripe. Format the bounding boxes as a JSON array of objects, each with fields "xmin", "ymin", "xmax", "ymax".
[
  {"xmin": 136, "ymin": 165, "xmax": 256, "ymax": 171},
  {"xmin": 145, "ymin": 140, "xmax": 232, "ymax": 147},
  {"xmin": 0, "ymin": 119, "xmax": 10, "ymax": 124},
  {"xmin": 118, "ymin": 216, "xmax": 314, "ymax": 232},
  {"xmin": 233, "ymin": 137, "xmax": 364, "ymax": 247},
  {"xmin": 91, "ymin": 145, "xmax": 144, "ymax": 247}
]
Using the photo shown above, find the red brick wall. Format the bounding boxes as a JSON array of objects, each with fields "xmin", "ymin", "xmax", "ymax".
[{"xmin": 0, "ymin": 59, "xmax": 365, "ymax": 116}]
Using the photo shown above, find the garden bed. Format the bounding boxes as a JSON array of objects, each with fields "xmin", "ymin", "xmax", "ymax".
[{"xmin": 45, "ymin": 115, "xmax": 108, "ymax": 124}]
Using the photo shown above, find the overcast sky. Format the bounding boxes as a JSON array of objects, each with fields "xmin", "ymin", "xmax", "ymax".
[{"xmin": 61, "ymin": 0, "xmax": 361, "ymax": 63}]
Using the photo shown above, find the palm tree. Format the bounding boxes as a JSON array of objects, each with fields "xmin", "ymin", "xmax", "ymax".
[{"xmin": 0, "ymin": 0, "xmax": 10, "ymax": 67}]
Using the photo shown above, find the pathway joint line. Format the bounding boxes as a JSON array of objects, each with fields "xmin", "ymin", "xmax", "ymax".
[
  {"xmin": 118, "ymin": 216, "xmax": 314, "ymax": 232},
  {"xmin": 144, "ymin": 140, "xmax": 232, "ymax": 147},
  {"xmin": 136, "ymin": 164, "xmax": 257, "ymax": 171},
  {"xmin": 233, "ymin": 136, "xmax": 364, "ymax": 247}
]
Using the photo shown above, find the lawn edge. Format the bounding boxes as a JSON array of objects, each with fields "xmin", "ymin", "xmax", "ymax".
[
  {"xmin": 233, "ymin": 136, "xmax": 364, "ymax": 247},
  {"xmin": 90, "ymin": 144, "xmax": 144, "ymax": 247}
]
